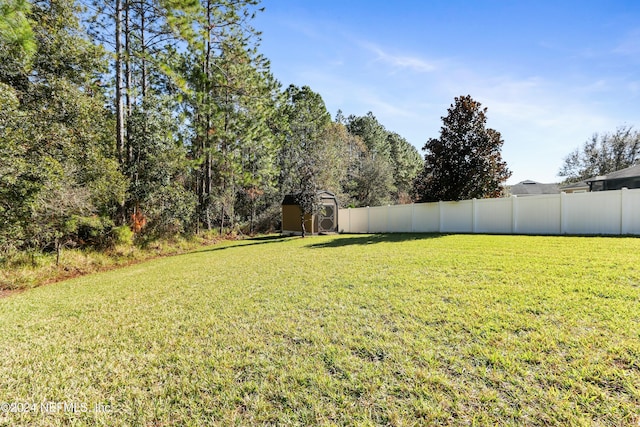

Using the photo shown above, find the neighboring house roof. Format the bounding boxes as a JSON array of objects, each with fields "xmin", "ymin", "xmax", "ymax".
[
  {"xmin": 509, "ymin": 180, "xmax": 560, "ymax": 196},
  {"xmin": 584, "ymin": 164, "xmax": 640, "ymax": 191},
  {"xmin": 588, "ymin": 164, "xmax": 640, "ymax": 182},
  {"xmin": 559, "ymin": 180, "xmax": 590, "ymax": 191},
  {"xmin": 558, "ymin": 165, "xmax": 640, "ymax": 192}
]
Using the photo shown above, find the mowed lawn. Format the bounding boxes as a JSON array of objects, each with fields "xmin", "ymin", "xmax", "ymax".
[{"xmin": 1, "ymin": 234, "xmax": 639, "ymax": 426}]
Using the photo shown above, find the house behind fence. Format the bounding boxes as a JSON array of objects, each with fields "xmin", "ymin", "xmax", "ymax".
[{"xmin": 338, "ymin": 188, "xmax": 640, "ymax": 236}]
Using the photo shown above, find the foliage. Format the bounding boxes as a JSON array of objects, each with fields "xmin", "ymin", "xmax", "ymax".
[
  {"xmin": 126, "ymin": 96, "xmax": 196, "ymax": 237},
  {"xmin": 313, "ymin": 122, "xmax": 351, "ymax": 198},
  {"xmin": 351, "ymin": 155, "xmax": 396, "ymax": 207},
  {"xmin": 277, "ymin": 85, "xmax": 332, "ymax": 235},
  {"xmin": 0, "ymin": 83, "xmax": 33, "ymax": 252},
  {"xmin": 559, "ymin": 126, "xmax": 640, "ymax": 183},
  {"xmin": 1, "ymin": 234, "xmax": 639, "ymax": 425},
  {"xmin": 346, "ymin": 111, "xmax": 390, "ymax": 159},
  {"xmin": 140, "ymin": 181, "xmax": 198, "ymax": 239},
  {"xmin": 170, "ymin": 0, "xmax": 270, "ymax": 232},
  {"xmin": 110, "ymin": 225, "xmax": 134, "ymax": 246},
  {"xmin": 0, "ymin": 0, "xmax": 125, "ymax": 256},
  {"xmin": 344, "ymin": 113, "xmax": 421, "ymax": 206},
  {"xmin": 278, "ymin": 84, "xmax": 331, "ymax": 194},
  {"xmin": 387, "ymin": 131, "xmax": 422, "ymax": 203},
  {"xmin": 413, "ymin": 95, "xmax": 511, "ymax": 202},
  {"xmin": 231, "ymin": 71, "xmax": 281, "ymax": 233},
  {"xmin": 0, "ymin": 0, "xmax": 35, "ymax": 83},
  {"xmin": 0, "ymin": 0, "xmax": 441, "ymax": 253},
  {"xmin": 25, "ymin": 170, "xmax": 117, "ymax": 264},
  {"xmin": 27, "ymin": 177, "xmax": 95, "ymax": 251},
  {"xmin": 0, "ymin": 229, "xmax": 230, "ymax": 290},
  {"xmin": 0, "ymin": 0, "xmax": 34, "ymax": 49},
  {"xmin": 251, "ymin": 203, "xmax": 282, "ymax": 233}
]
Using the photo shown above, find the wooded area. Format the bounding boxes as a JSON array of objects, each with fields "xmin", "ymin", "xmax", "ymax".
[
  {"xmin": 6, "ymin": 0, "xmax": 630, "ymax": 263},
  {"xmin": 0, "ymin": 0, "xmax": 425, "ymax": 257}
]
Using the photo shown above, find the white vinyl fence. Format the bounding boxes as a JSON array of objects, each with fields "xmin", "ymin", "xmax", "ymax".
[{"xmin": 338, "ymin": 188, "xmax": 640, "ymax": 236}]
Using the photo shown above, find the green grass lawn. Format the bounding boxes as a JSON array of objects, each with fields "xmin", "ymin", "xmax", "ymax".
[{"xmin": 1, "ymin": 234, "xmax": 639, "ymax": 426}]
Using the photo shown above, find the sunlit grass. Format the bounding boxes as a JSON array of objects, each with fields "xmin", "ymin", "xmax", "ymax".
[
  {"xmin": 0, "ymin": 233, "xmax": 228, "ymax": 291},
  {"xmin": 1, "ymin": 234, "xmax": 639, "ymax": 425}
]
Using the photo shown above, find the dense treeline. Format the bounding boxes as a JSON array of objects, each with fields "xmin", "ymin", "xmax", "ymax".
[{"xmin": 0, "ymin": 0, "xmax": 422, "ymax": 256}]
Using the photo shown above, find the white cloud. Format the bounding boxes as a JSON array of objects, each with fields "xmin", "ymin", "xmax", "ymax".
[
  {"xmin": 266, "ymin": 16, "xmax": 637, "ymax": 184},
  {"xmin": 414, "ymin": 68, "xmax": 625, "ymax": 183},
  {"xmin": 360, "ymin": 42, "xmax": 438, "ymax": 73},
  {"xmin": 357, "ymin": 92, "xmax": 422, "ymax": 119}
]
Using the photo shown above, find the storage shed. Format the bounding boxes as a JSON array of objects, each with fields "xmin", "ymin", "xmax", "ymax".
[{"xmin": 281, "ymin": 191, "xmax": 339, "ymax": 235}]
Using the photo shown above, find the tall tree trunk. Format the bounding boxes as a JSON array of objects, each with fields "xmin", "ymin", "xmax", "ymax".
[
  {"xmin": 219, "ymin": 205, "xmax": 224, "ymax": 235},
  {"xmin": 205, "ymin": 151, "xmax": 212, "ymax": 229},
  {"xmin": 124, "ymin": 0, "xmax": 132, "ymax": 167},
  {"xmin": 115, "ymin": 0, "xmax": 124, "ymax": 166},
  {"xmin": 202, "ymin": 0, "xmax": 213, "ymax": 230},
  {"xmin": 250, "ymin": 199, "xmax": 255, "ymax": 234},
  {"xmin": 139, "ymin": 1, "xmax": 147, "ymax": 99},
  {"xmin": 115, "ymin": 0, "xmax": 126, "ymax": 224}
]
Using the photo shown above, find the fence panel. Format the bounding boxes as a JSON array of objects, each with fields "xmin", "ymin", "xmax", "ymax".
[
  {"xmin": 622, "ymin": 189, "xmax": 640, "ymax": 234},
  {"xmin": 563, "ymin": 191, "xmax": 621, "ymax": 235},
  {"xmin": 441, "ymin": 200, "xmax": 473, "ymax": 233},
  {"xmin": 337, "ymin": 208, "xmax": 350, "ymax": 233},
  {"xmin": 413, "ymin": 203, "xmax": 440, "ymax": 232},
  {"xmin": 388, "ymin": 204, "xmax": 413, "ymax": 232},
  {"xmin": 515, "ymin": 194, "xmax": 561, "ymax": 235},
  {"xmin": 369, "ymin": 206, "xmax": 389, "ymax": 233},
  {"xmin": 337, "ymin": 189, "xmax": 640, "ymax": 236},
  {"xmin": 475, "ymin": 198, "xmax": 513, "ymax": 234},
  {"xmin": 339, "ymin": 207, "xmax": 368, "ymax": 233}
]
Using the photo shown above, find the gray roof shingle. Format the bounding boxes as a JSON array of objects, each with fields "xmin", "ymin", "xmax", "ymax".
[
  {"xmin": 590, "ymin": 164, "xmax": 640, "ymax": 181},
  {"xmin": 510, "ymin": 180, "xmax": 560, "ymax": 195}
]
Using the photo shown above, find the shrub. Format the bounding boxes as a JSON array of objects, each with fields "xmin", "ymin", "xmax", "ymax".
[
  {"xmin": 110, "ymin": 225, "xmax": 134, "ymax": 246},
  {"xmin": 139, "ymin": 183, "xmax": 198, "ymax": 240},
  {"xmin": 253, "ymin": 204, "xmax": 282, "ymax": 234}
]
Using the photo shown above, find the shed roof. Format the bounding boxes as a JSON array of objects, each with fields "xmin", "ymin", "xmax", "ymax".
[
  {"xmin": 281, "ymin": 194, "xmax": 298, "ymax": 206},
  {"xmin": 282, "ymin": 190, "xmax": 337, "ymax": 206}
]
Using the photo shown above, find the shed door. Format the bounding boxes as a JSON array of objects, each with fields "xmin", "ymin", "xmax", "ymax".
[{"xmin": 318, "ymin": 204, "xmax": 336, "ymax": 233}]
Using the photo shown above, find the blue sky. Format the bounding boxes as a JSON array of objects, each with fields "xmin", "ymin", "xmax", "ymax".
[{"xmin": 254, "ymin": 1, "xmax": 640, "ymax": 184}]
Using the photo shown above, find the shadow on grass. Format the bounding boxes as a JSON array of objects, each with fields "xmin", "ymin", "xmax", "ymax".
[
  {"xmin": 194, "ymin": 234, "xmax": 296, "ymax": 253},
  {"xmin": 305, "ymin": 233, "xmax": 444, "ymax": 249}
]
